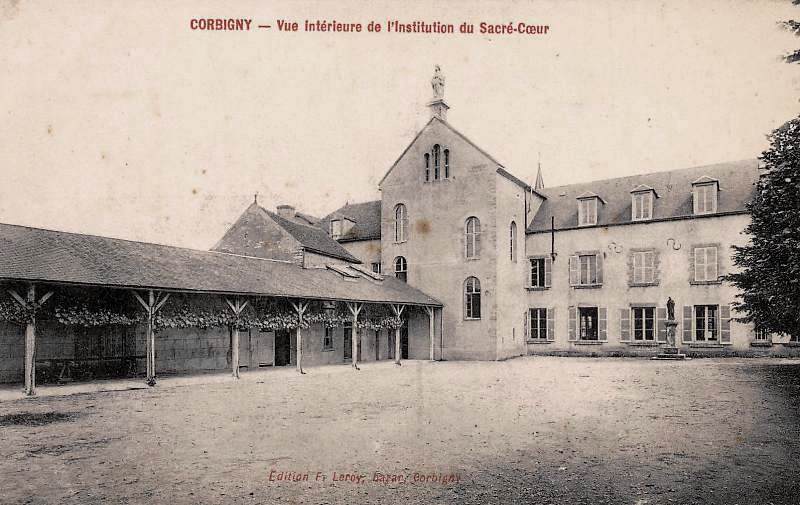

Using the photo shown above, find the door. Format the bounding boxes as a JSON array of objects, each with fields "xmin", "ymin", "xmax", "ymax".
[
  {"xmin": 343, "ymin": 323, "xmax": 352, "ymax": 361},
  {"xmin": 238, "ymin": 329, "xmax": 251, "ymax": 368},
  {"xmin": 274, "ymin": 330, "xmax": 291, "ymax": 366}
]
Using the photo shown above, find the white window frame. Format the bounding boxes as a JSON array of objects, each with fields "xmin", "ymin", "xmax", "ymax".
[
  {"xmin": 578, "ymin": 254, "xmax": 598, "ymax": 285},
  {"xmin": 371, "ymin": 262, "xmax": 381, "ymax": 274},
  {"xmin": 632, "ymin": 250, "xmax": 655, "ymax": 284},
  {"xmin": 530, "ymin": 258, "xmax": 546, "ymax": 288},
  {"xmin": 631, "ymin": 192, "xmax": 653, "ymax": 221},
  {"xmin": 694, "ymin": 246, "xmax": 718, "ymax": 282},
  {"xmin": 528, "ymin": 308, "xmax": 547, "ymax": 340},
  {"xmin": 509, "ymin": 221, "xmax": 517, "ymax": 262},
  {"xmin": 394, "ymin": 204, "xmax": 408, "ymax": 243},
  {"xmin": 394, "ymin": 256, "xmax": 407, "ymax": 282},
  {"xmin": 465, "ymin": 217, "xmax": 481, "ymax": 259},
  {"xmin": 578, "ymin": 198, "xmax": 598, "ymax": 226},
  {"xmin": 693, "ymin": 304, "xmax": 719, "ymax": 341},
  {"xmin": 693, "ymin": 184, "xmax": 717, "ymax": 215},
  {"xmin": 631, "ymin": 306, "xmax": 655, "ymax": 341},
  {"xmin": 464, "ymin": 277, "xmax": 481, "ymax": 320},
  {"xmin": 330, "ymin": 219, "xmax": 342, "ymax": 239}
]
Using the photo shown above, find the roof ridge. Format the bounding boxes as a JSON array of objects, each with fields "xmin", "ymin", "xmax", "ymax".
[
  {"xmin": 541, "ymin": 159, "xmax": 758, "ymax": 192},
  {"xmin": 0, "ymin": 221, "xmax": 296, "ymax": 265}
]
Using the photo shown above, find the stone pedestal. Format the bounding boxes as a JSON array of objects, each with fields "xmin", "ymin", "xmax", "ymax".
[{"xmin": 651, "ymin": 320, "xmax": 687, "ymax": 360}]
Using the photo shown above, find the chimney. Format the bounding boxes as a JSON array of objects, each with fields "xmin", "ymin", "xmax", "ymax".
[{"xmin": 276, "ymin": 204, "xmax": 296, "ymax": 219}]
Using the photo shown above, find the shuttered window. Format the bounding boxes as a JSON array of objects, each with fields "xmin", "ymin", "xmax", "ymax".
[
  {"xmin": 632, "ymin": 251, "xmax": 656, "ymax": 284},
  {"xmin": 693, "ymin": 247, "xmax": 718, "ymax": 282},
  {"xmin": 528, "ymin": 308, "xmax": 547, "ymax": 340},
  {"xmin": 632, "ymin": 307, "xmax": 655, "ymax": 341}
]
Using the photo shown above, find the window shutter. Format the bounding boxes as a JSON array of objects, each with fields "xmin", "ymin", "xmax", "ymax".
[
  {"xmin": 688, "ymin": 248, "xmax": 696, "ymax": 282},
  {"xmin": 596, "ymin": 254, "xmax": 604, "ymax": 285},
  {"xmin": 656, "ymin": 307, "xmax": 667, "ymax": 343},
  {"xmin": 720, "ymin": 304, "xmax": 731, "ymax": 343},
  {"xmin": 569, "ymin": 255, "xmax": 579, "ymax": 286},
  {"xmin": 546, "ymin": 308, "xmax": 555, "ymax": 341},
  {"xmin": 599, "ymin": 307, "xmax": 607, "ymax": 341},
  {"xmin": 475, "ymin": 232, "xmax": 481, "ymax": 257},
  {"xmin": 568, "ymin": 306, "xmax": 577, "ymax": 341},
  {"xmin": 711, "ymin": 247, "xmax": 719, "ymax": 280},
  {"xmin": 619, "ymin": 308, "xmax": 630, "ymax": 342},
  {"xmin": 692, "ymin": 189, "xmax": 699, "ymax": 214},
  {"xmin": 646, "ymin": 252, "xmax": 655, "ymax": 283},
  {"xmin": 524, "ymin": 310, "xmax": 529, "ymax": 340},
  {"xmin": 544, "ymin": 257, "xmax": 552, "ymax": 288},
  {"xmin": 682, "ymin": 305, "xmax": 693, "ymax": 343}
]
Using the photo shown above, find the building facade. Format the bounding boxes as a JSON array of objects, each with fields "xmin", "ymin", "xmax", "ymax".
[{"xmin": 318, "ymin": 71, "xmax": 799, "ymax": 360}]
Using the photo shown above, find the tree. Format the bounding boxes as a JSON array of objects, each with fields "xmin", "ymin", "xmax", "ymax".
[
  {"xmin": 726, "ymin": 117, "xmax": 800, "ymax": 340},
  {"xmin": 781, "ymin": 1, "xmax": 800, "ymax": 63}
]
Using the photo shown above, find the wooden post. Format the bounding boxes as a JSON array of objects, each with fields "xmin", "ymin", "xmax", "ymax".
[
  {"xmin": 391, "ymin": 304, "xmax": 405, "ymax": 366},
  {"xmin": 426, "ymin": 306, "xmax": 435, "ymax": 361},
  {"xmin": 8, "ymin": 284, "xmax": 53, "ymax": 396},
  {"xmin": 346, "ymin": 302, "xmax": 363, "ymax": 370},
  {"xmin": 289, "ymin": 300, "xmax": 309, "ymax": 374},
  {"xmin": 133, "ymin": 290, "xmax": 170, "ymax": 386},
  {"xmin": 225, "ymin": 296, "xmax": 249, "ymax": 379}
]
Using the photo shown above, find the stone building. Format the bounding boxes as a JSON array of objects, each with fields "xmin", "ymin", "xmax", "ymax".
[{"xmin": 317, "ymin": 69, "xmax": 798, "ymax": 359}]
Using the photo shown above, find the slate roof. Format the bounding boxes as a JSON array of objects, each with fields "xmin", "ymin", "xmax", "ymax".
[
  {"xmin": 527, "ymin": 160, "xmax": 760, "ymax": 233},
  {"xmin": 0, "ymin": 223, "xmax": 441, "ymax": 306},
  {"xmin": 214, "ymin": 203, "xmax": 359, "ymax": 263},
  {"xmin": 319, "ymin": 200, "xmax": 382, "ymax": 242}
]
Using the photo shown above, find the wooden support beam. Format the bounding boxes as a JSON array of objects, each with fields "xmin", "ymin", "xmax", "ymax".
[
  {"xmin": 426, "ymin": 306, "xmax": 435, "ymax": 361},
  {"xmin": 8, "ymin": 284, "xmax": 53, "ymax": 396},
  {"xmin": 132, "ymin": 289, "xmax": 169, "ymax": 386},
  {"xmin": 289, "ymin": 300, "xmax": 309, "ymax": 374},
  {"xmin": 346, "ymin": 302, "xmax": 363, "ymax": 370},
  {"xmin": 391, "ymin": 304, "xmax": 405, "ymax": 366},
  {"xmin": 225, "ymin": 296, "xmax": 249, "ymax": 379}
]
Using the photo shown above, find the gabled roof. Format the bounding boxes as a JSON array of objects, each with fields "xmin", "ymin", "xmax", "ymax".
[
  {"xmin": 214, "ymin": 203, "xmax": 360, "ymax": 263},
  {"xmin": 319, "ymin": 200, "xmax": 382, "ymax": 242},
  {"xmin": 691, "ymin": 175, "xmax": 720, "ymax": 186},
  {"xmin": 528, "ymin": 159, "xmax": 759, "ymax": 233},
  {"xmin": 0, "ymin": 223, "xmax": 440, "ymax": 306},
  {"xmin": 576, "ymin": 190, "xmax": 606, "ymax": 204},
  {"xmin": 377, "ymin": 117, "xmax": 544, "ymax": 198}
]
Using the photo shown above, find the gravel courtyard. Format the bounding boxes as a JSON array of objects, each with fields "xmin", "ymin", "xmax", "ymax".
[{"xmin": 1, "ymin": 357, "xmax": 799, "ymax": 505}]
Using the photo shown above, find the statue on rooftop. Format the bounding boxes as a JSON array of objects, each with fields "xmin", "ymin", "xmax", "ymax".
[{"xmin": 431, "ymin": 65, "xmax": 445, "ymax": 100}]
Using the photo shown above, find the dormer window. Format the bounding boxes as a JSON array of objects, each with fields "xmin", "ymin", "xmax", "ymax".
[
  {"xmin": 576, "ymin": 192, "xmax": 602, "ymax": 227},
  {"xmin": 330, "ymin": 219, "xmax": 342, "ymax": 239},
  {"xmin": 630, "ymin": 185, "xmax": 657, "ymax": 221},
  {"xmin": 692, "ymin": 177, "xmax": 718, "ymax": 215}
]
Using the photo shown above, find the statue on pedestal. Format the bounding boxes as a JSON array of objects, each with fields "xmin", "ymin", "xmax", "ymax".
[
  {"xmin": 667, "ymin": 296, "xmax": 675, "ymax": 321},
  {"xmin": 431, "ymin": 65, "xmax": 445, "ymax": 100}
]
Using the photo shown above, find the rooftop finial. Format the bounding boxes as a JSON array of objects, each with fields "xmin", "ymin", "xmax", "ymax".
[
  {"xmin": 428, "ymin": 65, "xmax": 450, "ymax": 120},
  {"xmin": 254, "ymin": 192, "xmax": 258, "ymax": 204},
  {"xmin": 534, "ymin": 153, "xmax": 545, "ymax": 191}
]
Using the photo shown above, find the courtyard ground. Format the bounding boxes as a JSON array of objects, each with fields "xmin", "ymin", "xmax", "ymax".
[{"xmin": 1, "ymin": 356, "xmax": 799, "ymax": 505}]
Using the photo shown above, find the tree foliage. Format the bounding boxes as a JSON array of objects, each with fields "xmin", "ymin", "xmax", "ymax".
[
  {"xmin": 781, "ymin": 1, "xmax": 800, "ymax": 63},
  {"xmin": 726, "ymin": 116, "xmax": 800, "ymax": 339}
]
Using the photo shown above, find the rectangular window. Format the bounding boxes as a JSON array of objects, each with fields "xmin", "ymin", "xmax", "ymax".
[
  {"xmin": 330, "ymin": 219, "xmax": 342, "ymax": 239},
  {"xmin": 694, "ymin": 305, "xmax": 719, "ymax": 341},
  {"xmin": 323, "ymin": 327, "xmax": 334, "ymax": 350},
  {"xmin": 632, "ymin": 192, "xmax": 653, "ymax": 221},
  {"xmin": 694, "ymin": 184, "xmax": 717, "ymax": 214},
  {"xmin": 530, "ymin": 258, "xmax": 546, "ymax": 288},
  {"xmin": 694, "ymin": 247, "xmax": 718, "ymax": 282},
  {"xmin": 579, "ymin": 255, "xmax": 598, "ymax": 285},
  {"xmin": 528, "ymin": 308, "xmax": 547, "ymax": 340},
  {"xmin": 632, "ymin": 307, "xmax": 655, "ymax": 341},
  {"xmin": 578, "ymin": 199, "xmax": 597, "ymax": 226},
  {"xmin": 632, "ymin": 250, "xmax": 655, "ymax": 284},
  {"xmin": 371, "ymin": 262, "xmax": 381, "ymax": 274},
  {"xmin": 579, "ymin": 307, "xmax": 599, "ymax": 340}
]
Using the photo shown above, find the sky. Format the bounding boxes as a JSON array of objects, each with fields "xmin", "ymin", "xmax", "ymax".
[{"xmin": 1, "ymin": 0, "xmax": 798, "ymax": 250}]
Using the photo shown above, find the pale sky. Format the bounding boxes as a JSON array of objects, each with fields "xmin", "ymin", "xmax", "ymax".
[{"xmin": 1, "ymin": 0, "xmax": 798, "ymax": 250}]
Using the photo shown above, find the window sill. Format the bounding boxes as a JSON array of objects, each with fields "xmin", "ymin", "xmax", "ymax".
[
  {"xmin": 465, "ymin": 257, "xmax": 481, "ymax": 261},
  {"xmin": 322, "ymin": 348, "xmax": 335, "ymax": 352},
  {"xmin": 394, "ymin": 241, "xmax": 408, "ymax": 245},
  {"xmin": 572, "ymin": 284, "xmax": 603, "ymax": 289},
  {"xmin": 628, "ymin": 282, "xmax": 660, "ymax": 288},
  {"xmin": 525, "ymin": 286, "xmax": 549, "ymax": 291},
  {"xmin": 780, "ymin": 342, "xmax": 800, "ymax": 347},
  {"xmin": 464, "ymin": 318, "xmax": 481, "ymax": 322},
  {"xmin": 750, "ymin": 342, "xmax": 773, "ymax": 348},
  {"xmin": 626, "ymin": 342, "xmax": 660, "ymax": 347},
  {"xmin": 687, "ymin": 343, "xmax": 730, "ymax": 348},
  {"xmin": 572, "ymin": 341, "xmax": 605, "ymax": 345},
  {"xmin": 690, "ymin": 280, "xmax": 723, "ymax": 286},
  {"xmin": 527, "ymin": 339, "xmax": 552, "ymax": 344}
]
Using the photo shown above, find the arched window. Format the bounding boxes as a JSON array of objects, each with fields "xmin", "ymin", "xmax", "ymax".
[
  {"xmin": 433, "ymin": 144, "xmax": 441, "ymax": 180},
  {"xmin": 510, "ymin": 221, "xmax": 517, "ymax": 262},
  {"xmin": 444, "ymin": 149, "xmax": 450, "ymax": 178},
  {"xmin": 465, "ymin": 217, "xmax": 481, "ymax": 259},
  {"xmin": 464, "ymin": 277, "xmax": 481, "ymax": 320},
  {"xmin": 394, "ymin": 256, "xmax": 408, "ymax": 282},
  {"xmin": 424, "ymin": 153, "xmax": 430, "ymax": 182},
  {"xmin": 394, "ymin": 204, "xmax": 408, "ymax": 243}
]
